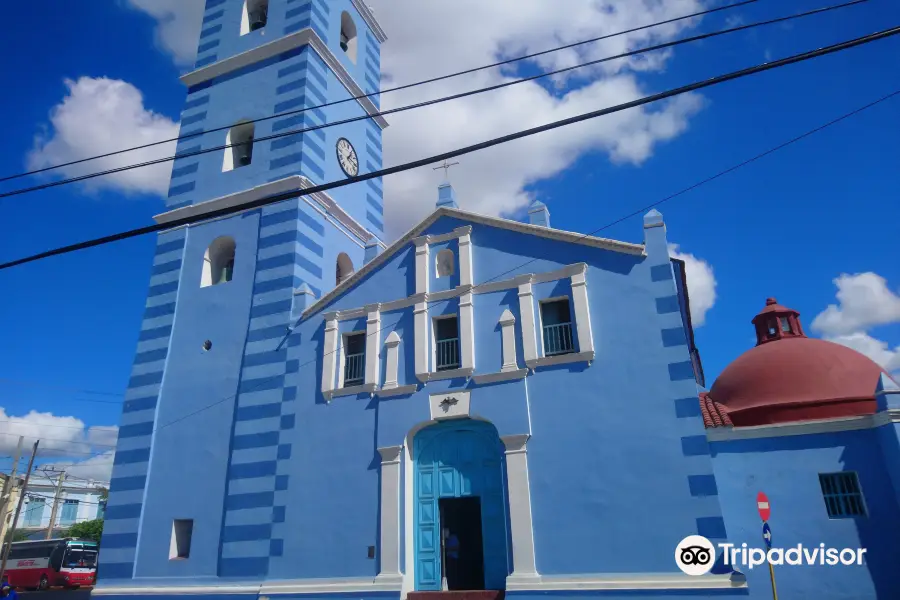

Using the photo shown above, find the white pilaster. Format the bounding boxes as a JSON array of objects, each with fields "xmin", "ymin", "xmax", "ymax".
[
  {"xmin": 518, "ymin": 281, "xmax": 538, "ymax": 364},
  {"xmin": 414, "ymin": 238, "xmax": 430, "ymax": 295},
  {"xmin": 459, "ymin": 291, "xmax": 475, "ymax": 371},
  {"xmin": 414, "ymin": 301, "xmax": 430, "ymax": 382},
  {"xmin": 321, "ymin": 313, "xmax": 339, "ymax": 399},
  {"xmin": 382, "ymin": 331, "xmax": 401, "ymax": 390},
  {"xmin": 570, "ymin": 265, "xmax": 594, "ymax": 356},
  {"xmin": 502, "ymin": 434, "xmax": 539, "ymax": 584},
  {"xmin": 457, "ymin": 227, "xmax": 474, "ymax": 287},
  {"xmin": 365, "ymin": 304, "xmax": 381, "ymax": 389},
  {"xmin": 499, "ymin": 309, "xmax": 518, "ymax": 372},
  {"xmin": 375, "ymin": 445, "xmax": 403, "ymax": 584}
]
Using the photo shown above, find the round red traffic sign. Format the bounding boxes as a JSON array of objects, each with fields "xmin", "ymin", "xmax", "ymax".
[{"xmin": 757, "ymin": 491, "xmax": 771, "ymax": 521}]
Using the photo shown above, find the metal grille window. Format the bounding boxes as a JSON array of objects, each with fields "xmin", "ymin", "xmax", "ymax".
[
  {"xmin": 435, "ymin": 317, "xmax": 461, "ymax": 371},
  {"xmin": 343, "ymin": 333, "xmax": 366, "ymax": 386},
  {"xmin": 819, "ymin": 472, "xmax": 867, "ymax": 518},
  {"xmin": 541, "ymin": 299, "xmax": 575, "ymax": 356}
]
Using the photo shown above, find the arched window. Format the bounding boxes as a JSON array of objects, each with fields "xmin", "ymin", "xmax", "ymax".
[
  {"xmin": 223, "ymin": 122, "xmax": 255, "ymax": 172},
  {"xmin": 201, "ymin": 237, "xmax": 236, "ymax": 287},
  {"xmin": 336, "ymin": 252, "xmax": 354, "ymax": 285},
  {"xmin": 340, "ymin": 12, "xmax": 358, "ymax": 63},
  {"xmin": 436, "ymin": 249, "xmax": 455, "ymax": 278},
  {"xmin": 241, "ymin": 0, "xmax": 269, "ymax": 35}
]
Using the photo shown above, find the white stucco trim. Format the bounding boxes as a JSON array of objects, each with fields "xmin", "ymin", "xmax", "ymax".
[
  {"xmin": 459, "ymin": 291, "xmax": 475, "ymax": 371},
  {"xmin": 570, "ymin": 266, "xmax": 595, "ymax": 356},
  {"xmin": 377, "ymin": 384, "xmax": 418, "ymax": 398},
  {"xmin": 424, "ymin": 366, "xmax": 475, "ymax": 382},
  {"xmin": 382, "ymin": 331, "xmax": 401, "ymax": 390},
  {"xmin": 707, "ymin": 409, "xmax": 900, "ymax": 442},
  {"xmin": 499, "ymin": 308, "xmax": 518, "ymax": 372},
  {"xmin": 527, "ymin": 350, "xmax": 594, "ymax": 370},
  {"xmin": 303, "ymin": 207, "xmax": 642, "ymax": 320},
  {"xmin": 505, "ymin": 573, "xmax": 746, "ymax": 591},
  {"xmin": 501, "ymin": 434, "xmax": 538, "ymax": 583},
  {"xmin": 153, "ymin": 176, "xmax": 379, "ymax": 250},
  {"xmin": 321, "ymin": 316, "xmax": 339, "ymax": 399},
  {"xmin": 414, "ymin": 240, "xmax": 429, "ymax": 296},
  {"xmin": 414, "ymin": 301, "xmax": 429, "ymax": 381},
  {"xmin": 518, "ymin": 282, "xmax": 538, "ymax": 364},
  {"xmin": 329, "ymin": 383, "xmax": 376, "ymax": 399},
  {"xmin": 411, "ymin": 225, "xmax": 472, "ymax": 248},
  {"xmin": 458, "ymin": 229, "xmax": 474, "ymax": 287},
  {"xmin": 473, "ymin": 369, "xmax": 528, "ymax": 385},
  {"xmin": 376, "ymin": 445, "xmax": 402, "ymax": 581},
  {"xmin": 350, "ymin": 0, "xmax": 388, "ymax": 42},
  {"xmin": 180, "ymin": 29, "xmax": 389, "ymax": 129},
  {"xmin": 263, "ymin": 576, "xmax": 402, "ymax": 594},
  {"xmin": 365, "ymin": 304, "xmax": 381, "ymax": 388}
]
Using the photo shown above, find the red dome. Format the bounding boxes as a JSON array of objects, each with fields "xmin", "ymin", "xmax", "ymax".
[{"xmin": 707, "ymin": 298, "xmax": 889, "ymax": 427}]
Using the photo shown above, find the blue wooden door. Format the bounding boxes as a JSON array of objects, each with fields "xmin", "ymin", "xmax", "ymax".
[{"xmin": 414, "ymin": 421, "xmax": 508, "ymax": 591}]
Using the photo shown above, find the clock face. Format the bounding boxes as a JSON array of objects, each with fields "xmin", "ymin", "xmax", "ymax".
[{"xmin": 336, "ymin": 137, "xmax": 359, "ymax": 177}]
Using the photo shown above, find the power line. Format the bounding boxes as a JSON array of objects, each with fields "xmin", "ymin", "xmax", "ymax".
[
  {"xmin": 0, "ymin": 377, "xmax": 124, "ymax": 400},
  {"xmin": 0, "ymin": 431, "xmax": 116, "ymax": 449},
  {"xmin": 0, "ymin": 0, "xmax": 760, "ymax": 185},
  {"xmin": 0, "ymin": 0, "xmax": 867, "ymax": 201},
  {"xmin": 2, "ymin": 22, "xmax": 898, "ymax": 272}
]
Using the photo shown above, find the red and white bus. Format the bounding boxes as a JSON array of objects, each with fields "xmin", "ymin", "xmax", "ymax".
[{"xmin": 2, "ymin": 538, "xmax": 98, "ymax": 590}]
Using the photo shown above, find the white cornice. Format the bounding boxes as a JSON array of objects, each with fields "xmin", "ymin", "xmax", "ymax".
[
  {"xmin": 302, "ymin": 207, "xmax": 644, "ymax": 320},
  {"xmin": 527, "ymin": 350, "xmax": 595, "ymax": 370},
  {"xmin": 180, "ymin": 28, "xmax": 388, "ymax": 130},
  {"xmin": 473, "ymin": 368, "xmax": 528, "ymax": 384},
  {"xmin": 153, "ymin": 176, "xmax": 378, "ymax": 248},
  {"xmin": 350, "ymin": 0, "xmax": 387, "ymax": 43},
  {"xmin": 706, "ymin": 409, "xmax": 900, "ymax": 442}
]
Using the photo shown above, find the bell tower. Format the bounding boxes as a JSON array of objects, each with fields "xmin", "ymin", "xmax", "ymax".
[{"xmin": 99, "ymin": 0, "xmax": 387, "ymax": 583}]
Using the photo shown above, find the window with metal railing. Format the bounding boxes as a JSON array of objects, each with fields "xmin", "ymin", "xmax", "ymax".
[
  {"xmin": 819, "ymin": 472, "xmax": 867, "ymax": 518},
  {"xmin": 541, "ymin": 299, "xmax": 575, "ymax": 356},
  {"xmin": 435, "ymin": 316, "xmax": 461, "ymax": 371},
  {"xmin": 343, "ymin": 333, "xmax": 366, "ymax": 386}
]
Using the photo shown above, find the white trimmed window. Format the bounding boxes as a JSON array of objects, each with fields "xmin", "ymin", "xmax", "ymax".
[
  {"xmin": 539, "ymin": 298, "xmax": 575, "ymax": 356},
  {"xmin": 201, "ymin": 237, "xmax": 236, "ymax": 287},
  {"xmin": 223, "ymin": 122, "xmax": 255, "ymax": 172},
  {"xmin": 434, "ymin": 316, "xmax": 461, "ymax": 371},
  {"xmin": 342, "ymin": 332, "xmax": 366, "ymax": 387},
  {"xmin": 340, "ymin": 12, "xmax": 358, "ymax": 62},
  {"xmin": 241, "ymin": 0, "xmax": 269, "ymax": 35}
]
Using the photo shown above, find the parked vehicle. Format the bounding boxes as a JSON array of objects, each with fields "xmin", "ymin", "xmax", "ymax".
[{"xmin": 2, "ymin": 538, "xmax": 97, "ymax": 590}]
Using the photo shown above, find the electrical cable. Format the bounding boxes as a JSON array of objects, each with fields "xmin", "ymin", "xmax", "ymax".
[
  {"xmin": 2, "ymin": 22, "xmax": 898, "ymax": 271},
  {"xmin": 0, "ymin": 0, "xmax": 761, "ymax": 184},
  {"xmin": 0, "ymin": 0, "xmax": 866, "ymax": 201}
]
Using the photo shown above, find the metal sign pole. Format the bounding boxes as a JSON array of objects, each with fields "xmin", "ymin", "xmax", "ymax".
[{"xmin": 0, "ymin": 440, "xmax": 40, "ymax": 585}]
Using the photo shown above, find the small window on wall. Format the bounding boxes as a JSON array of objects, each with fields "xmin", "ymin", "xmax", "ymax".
[
  {"xmin": 340, "ymin": 12, "xmax": 358, "ymax": 63},
  {"xmin": 223, "ymin": 122, "xmax": 255, "ymax": 172},
  {"xmin": 435, "ymin": 316, "xmax": 460, "ymax": 371},
  {"xmin": 336, "ymin": 252, "xmax": 354, "ymax": 285},
  {"xmin": 819, "ymin": 472, "xmax": 867, "ymax": 518},
  {"xmin": 241, "ymin": 0, "xmax": 269, "ymax": 35},
  {"xmin": 780, "ymin": 316, "xmax": 791, "ymax": 333},
  {"xmin": 170, "ymin": 519, "xmax": 194, "ymax": 560},
  {"xmin": 540, "ymin": 299, "xmax": 575, "ymax": 356},
  {"xmin": 343, "ymin": 332, "xmax": 366, "ymax": 386},
  {"xmin": 201, "ymin": 237, "xmax": 236, "ymax": 287},
  {"xmin": 436, "ymin": 249, "xmax": 455, "ymax": 278}
]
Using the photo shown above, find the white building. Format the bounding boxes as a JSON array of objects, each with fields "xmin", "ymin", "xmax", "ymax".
[{"xmin": 14, "ymin": 472, "xmax": 108, "ymax": 538}]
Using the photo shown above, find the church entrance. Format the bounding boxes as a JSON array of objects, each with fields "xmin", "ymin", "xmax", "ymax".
[{"xmin": 413, "ymin": 420, "xmax": 508, "ymax": 591}]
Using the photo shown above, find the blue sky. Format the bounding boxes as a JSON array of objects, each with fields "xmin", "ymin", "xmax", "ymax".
[{"xmin": 0, "ymin": 0, "xmax": 898, "ymax": 478}]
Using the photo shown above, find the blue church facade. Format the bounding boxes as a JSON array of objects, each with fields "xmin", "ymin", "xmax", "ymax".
[{"xmin": 94, "ymin": 2, "xmax": 900, "ymax": 599}]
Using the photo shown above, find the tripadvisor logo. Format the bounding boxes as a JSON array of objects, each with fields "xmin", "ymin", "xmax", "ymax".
[{"xmin": 675, "ymin": 535, "xmax": 868, "ymax": 575}]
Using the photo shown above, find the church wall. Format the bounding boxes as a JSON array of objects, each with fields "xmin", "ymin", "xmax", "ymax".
[{"xmin": 711, "ymin": 429, "xmax": 900, "ymax": 599}]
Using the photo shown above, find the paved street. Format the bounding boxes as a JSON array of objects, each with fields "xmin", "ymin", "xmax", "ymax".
[{"xmin": 18, "ymin": 590, "xmax": 92, "ymax": 600}]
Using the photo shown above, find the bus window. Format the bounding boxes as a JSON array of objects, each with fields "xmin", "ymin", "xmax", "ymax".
[
  {"xmin": 63, "ymin": 548, "xmax": 97, "ymax": 568},
  {"xmin": 50, "ymin": 545, "xmax": 64, "ymax": 571}
]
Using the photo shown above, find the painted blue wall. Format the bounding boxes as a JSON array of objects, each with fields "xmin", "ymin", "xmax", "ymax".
[{"xmin": 711, "ymin": 429, "xmax": 900, "ymax": 599}]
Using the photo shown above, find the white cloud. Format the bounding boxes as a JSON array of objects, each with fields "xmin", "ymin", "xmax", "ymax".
[
  {"xmin": 126, "ymin": 0, "xmax": 711, "ymax": 236},
  {"xmin": 125, "ymin": 0, "xmax": 204, "ymax": 66},
  {"xmin": 0, "ymin": 408, "xmax": 116, "ymax": 475},
  {"xmin": 811, "ymin": 273, "xmax": 900, "ymax": 337},
  {"xmin": 669, "ymin": 243, "xmax": 717, "ymax": 326},
  {"xmin": 27, "ymin": 77, "xmax": 178, "ymax": 197},
  {"xmin": 46, "ymin": 451, "xmax": 116, "ymax": 484},
  {"xmin": 826, "ymin": 332, "xmax": 900, "ymax": 373}
]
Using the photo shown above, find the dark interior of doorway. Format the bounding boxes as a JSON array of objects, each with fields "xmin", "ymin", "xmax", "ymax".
[{"xmin": 439, "ymin": 496, "xmax": 485, "ymax": 591}]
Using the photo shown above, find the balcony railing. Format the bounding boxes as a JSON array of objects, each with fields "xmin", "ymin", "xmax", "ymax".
[
  {"xmin": 436, "ymin": 337, "xmax": 461, "ymax": 371},
  {"xmin": 344, "ymin": 352, "xmax": 365, "ymax": 386},
  {"xmin": 543, "ymin": 322, "xmax": 575, "ymax": 356}
]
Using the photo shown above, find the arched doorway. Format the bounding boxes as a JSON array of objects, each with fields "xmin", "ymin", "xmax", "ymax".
[{"xmin": 413, "ymin": 420, "xmax": 508, "ymax": 591}]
